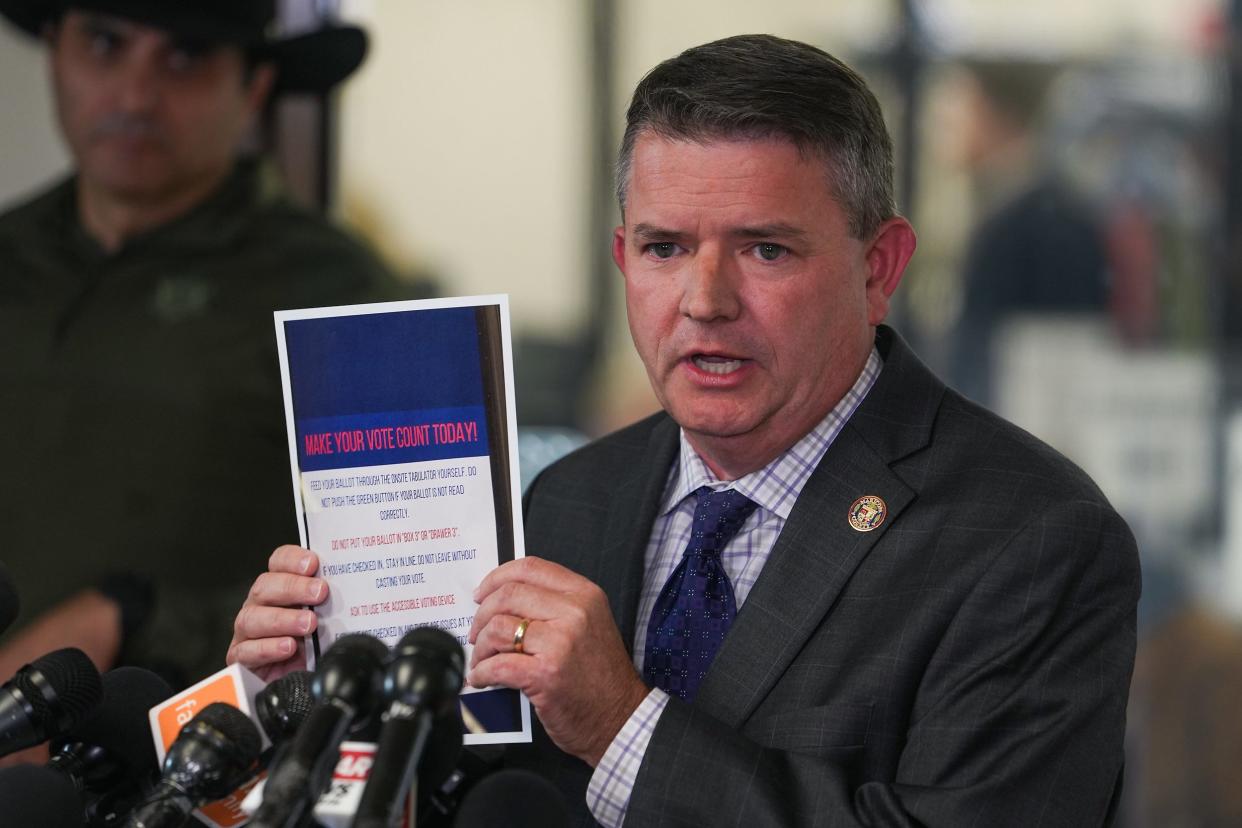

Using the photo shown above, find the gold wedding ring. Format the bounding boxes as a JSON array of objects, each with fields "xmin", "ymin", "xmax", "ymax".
[{"xmin": 513, "ymin": 617, "xmax": 532, "ymax": 654}]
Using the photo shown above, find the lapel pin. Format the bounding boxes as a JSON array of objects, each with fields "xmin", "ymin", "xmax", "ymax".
[{"xmin": 848, "ymin": 495, "xmax": 887, "ymax": 532}]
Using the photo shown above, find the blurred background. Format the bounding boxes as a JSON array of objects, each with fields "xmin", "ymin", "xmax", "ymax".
[{"xmin": 3, "ymin": 0, "xmax": 1238, "ymax": 823}]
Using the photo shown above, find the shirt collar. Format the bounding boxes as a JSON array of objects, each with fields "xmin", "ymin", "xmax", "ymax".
[{"xmin": 660, "ymin": 346, "xmax": 883, "ymax": 520}]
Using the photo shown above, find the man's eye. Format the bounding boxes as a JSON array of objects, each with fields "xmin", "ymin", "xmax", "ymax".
[
  {"xmin": 166, "ymin": 39, "xmax": 211, "ymax": 72},
  {"xmin": 87, "ymin": 29, "xmax": 122, "ymax": 58},
  {"xmin": 753, "ymin": 243, "xmax": 788, "ymax": 262},
  {"xmin": 646, "ymin": 242, "xmax": 679, "ymax": 259}
]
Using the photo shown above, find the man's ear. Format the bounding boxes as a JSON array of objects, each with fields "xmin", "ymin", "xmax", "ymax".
[
  {"xmin": 245, "ymin": 63, "xmax": 278, "ymax": 116},
  {"xmin": 611, "ymin": 225, "xmax": 627, "ymax": 274},
  {"xmin": 863, "ymin": 216, "xmax": 917, "ymax": 326}
]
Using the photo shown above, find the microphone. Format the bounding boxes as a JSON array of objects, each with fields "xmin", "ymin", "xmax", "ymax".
[
  {"xmin": 144, "ymin": 665, "xmax": 317, "ymax": 828},
  {"xmin": 352, "ymin": 626, "xmax": 464, "ymax": 828},
  {"xmin": 149, "ymin": 662, "xmax": 274, "ymax": 760},
  {"xmin": 451, "ymin": 769, "xmax": 570, "ymax": 828},
  {"xmin": 255, "ymin": 669, "xmax": 316, "ymax": 746},
  {"xmin": 48, "ymin": 666, "xmax": 173, "ymax": 825},
  {"xmin": 0, "ymin": 763, "xmax": 87, "ymax": 827},
  {"xmin": 250, "ymin": 633, "xmax": 389, "ymax": 828},
  {"xmin": 0, "ymin": 647, "xmax": 102, "ymax": 757},
  {"xmin": 125, "ymin": 702, "xmax": 263, "ymax": 828},
  {"xmin": 0, "ymin": 560, "xmax": 18, "ymax": 636}
]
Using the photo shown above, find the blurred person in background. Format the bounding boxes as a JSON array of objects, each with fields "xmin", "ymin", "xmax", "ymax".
[
  {"xmin": 1127, "ymin": 606, "xmax": 1242, "ymax": 826},
  {"xmin": 0, "ymin": 0, "xmax": 396, "ymax": 695},
  {"xmin": 947, "ymin": 58, "xmax": 1110, "ymax": 406}
]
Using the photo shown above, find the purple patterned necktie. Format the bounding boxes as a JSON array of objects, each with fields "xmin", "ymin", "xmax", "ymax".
[{"xmin": 643, "ymin": 487, "xmax": 759, "ymax": 701}]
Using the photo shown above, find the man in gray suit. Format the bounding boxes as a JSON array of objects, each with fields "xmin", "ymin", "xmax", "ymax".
[{"xmin": 230, "ymin": 35, "xmax": 1139, "ymax": 826}]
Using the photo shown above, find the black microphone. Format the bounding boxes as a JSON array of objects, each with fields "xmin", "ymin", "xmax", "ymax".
[
  {"xmin": 0, "ymin": 647, "xmax": 102, "ymax": 757},
  {"xmin": 0, "ymin": 560, "xmax": 19, "ymax": 636},
  {"xmin": 125, "ymin": 702, "xmax": 263, "ymax": 828},
  {"xmin": 0, "ymin": 762, "xmax": 87, "ymax": 827},
  {"xmin": 48, "ymin": 666, "xmax": 173, "ymax": 825},
  {"xmin": 451, "ymin": 769, "xmax": 570, "ymax": 828},
  {"xmin": 351, "ymin": 626, "xmax": 464, "ymax": 828},
  {"xmin": 255, "ymin": 669, "xmax": 316, "ymax": 746},
  {"xmin": 250, "ymin": 633, "xmax": 389, "ymax": 828},
  {"xmin": 127, "ymin": 671, "xmax": 314, "ymax": 828}
]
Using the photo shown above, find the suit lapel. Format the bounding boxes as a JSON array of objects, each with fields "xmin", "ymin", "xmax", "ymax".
[
  {"xmin": 694, "ymin": 327, "xmax": 944, "ymax": 727},
  {"xmin": 593, "ymin": 416, "xmax": 680, "ymax": 652}
]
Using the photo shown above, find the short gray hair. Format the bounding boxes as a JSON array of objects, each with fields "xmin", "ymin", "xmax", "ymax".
[{"xmin": 616, "ymin": 34, "xmax": 897, "ymax": 239}]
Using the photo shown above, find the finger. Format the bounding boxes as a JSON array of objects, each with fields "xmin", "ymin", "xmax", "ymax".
[
  {"xmin": 472, "ymin": 556, "xmax": 585, "ymax": 603},
  {"xmin": 247, "ymin": 571, "xmax": 327, "ymax": 609},
  {"xmin": 467, "ymin": 652, "xmax": 539, "ymax": 692},
  {"xmin": 469, "ymin": 614, "xmax": 547, "ymax": 668},
  {"xmin": 235, "ymin": 603, "xmax": 318, "ymax": 642},
  {"xmin": 468, "ymin": 580, "xmax": 579, "ymax": 641},
  {"xmin": 269, "ymin": 545, "xmax": 319, "ymax": 576},
  {"xmin": 227, "ymin": 635, "xmax": 303, "ymax": 670}
]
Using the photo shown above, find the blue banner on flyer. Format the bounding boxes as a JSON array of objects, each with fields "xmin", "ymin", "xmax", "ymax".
[{"xmin": 283, "ymin": 306, "xmax": 484, "ymax": 419}]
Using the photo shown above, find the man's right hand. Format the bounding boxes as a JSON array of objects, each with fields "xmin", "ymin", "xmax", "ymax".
[{"xmin": 226, "ymin": 545, "xmax": 328, "ymax": 682}]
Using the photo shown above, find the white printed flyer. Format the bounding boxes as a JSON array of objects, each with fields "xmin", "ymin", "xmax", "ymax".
[{"xmin": 275, "ymin": 295, "xmax": 530, "ymax": 744}]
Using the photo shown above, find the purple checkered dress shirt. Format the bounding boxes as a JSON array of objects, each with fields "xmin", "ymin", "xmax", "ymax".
[{"xmin": 586, "ymin": 348, "xmax": 882, "ymax": 827}]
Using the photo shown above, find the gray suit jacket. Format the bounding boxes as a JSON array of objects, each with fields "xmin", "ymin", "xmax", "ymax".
[{"xmin": 511, "ymin": 327, "xmax": 1140, "ymax": 827}]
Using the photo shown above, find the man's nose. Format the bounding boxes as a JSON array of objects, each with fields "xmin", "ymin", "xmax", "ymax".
[
  {"xmin": 115, "ymin": 56, "xmax": 159, "ymax": 112},
  {"xmin": 679, "ymin": 247, "xmax": 741, "ymax": 322}
]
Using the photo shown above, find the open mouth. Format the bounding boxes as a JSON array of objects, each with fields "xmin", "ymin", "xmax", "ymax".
[{"xmin": 691, "ymin": 355, "xmax": 745, "ymax": 375}]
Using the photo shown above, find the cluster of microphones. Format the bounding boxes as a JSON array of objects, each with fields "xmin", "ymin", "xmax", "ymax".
[{"xmin": 0, "ymin": 562, "xmax": 569, "ymax": 827}]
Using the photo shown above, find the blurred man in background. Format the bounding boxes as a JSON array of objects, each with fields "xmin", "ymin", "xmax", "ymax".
[
  {"xmin": 0, "ymin": 0, "xmax": 395, "ymax": 692},
  {"xmin": 947, "ymin": 59, "xmax": 1110, "ymax": 405}
]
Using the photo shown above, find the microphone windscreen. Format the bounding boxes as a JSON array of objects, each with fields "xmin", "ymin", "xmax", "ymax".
[
  {"xmin": 313, "ymin": 632, "xmax": 389, "ymax": 721},
  {"xmin": 317, "ymin": 634, "xmax": 389, "ymax": 689},
  {"xmin": 396, "ymin": 625, "xmax": 465, "ymax": 661},
  {"xmin": 17, "ymin": 648, "xmax": 102, "ymax": 729},
  {"xmin": 255, "ymin": 670, "xmax": 315, "ymax": 744},
  {"xmin": 388, "ymin": 626, "xmax": 465, "ymax": 717},
  {"xmin": 0, "ymin": 763, "xmax": 85, "ymax": 827},
  {"xmin": 160, "ymin": 701, "xmax": 263, "ymax": 803},
  {"xmin": 0, "ymin": 560, "xmax": 18, "ymax": 636},
  {"xmin": 195, "ymin": 702, "xmax": 263, "ymax": 765},
  {"xmin": 66, "ymin": 666, "xmax": 172, "ymax": 775},
  {"xmin": 452, "ymin": 769, "xmax": 570, "ymax": 828}
]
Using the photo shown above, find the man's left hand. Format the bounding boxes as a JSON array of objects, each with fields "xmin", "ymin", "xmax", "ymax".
[{"xmin": 468, "ymin": 556, "xmax": 649, "ymax": 767}]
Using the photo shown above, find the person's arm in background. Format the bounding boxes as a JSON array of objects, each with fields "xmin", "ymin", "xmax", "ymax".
[{"xmin": 0, "ymin": 589, "xmax": 122, "ymax": 681}]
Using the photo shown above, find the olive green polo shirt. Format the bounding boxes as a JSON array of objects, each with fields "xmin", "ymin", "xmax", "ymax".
[{"xmin": 0, "ymin": 159, "xmax": 399, "ymax": 685}]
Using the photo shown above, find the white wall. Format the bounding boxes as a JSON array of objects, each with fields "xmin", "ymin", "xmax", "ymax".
[
  {"xmin": 337, "ymin": 0, "xmax": 591, "ymax": 337},
  {"xmin": 0, "ymin": 24, "xmax": 70, "ymax": 210}
]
